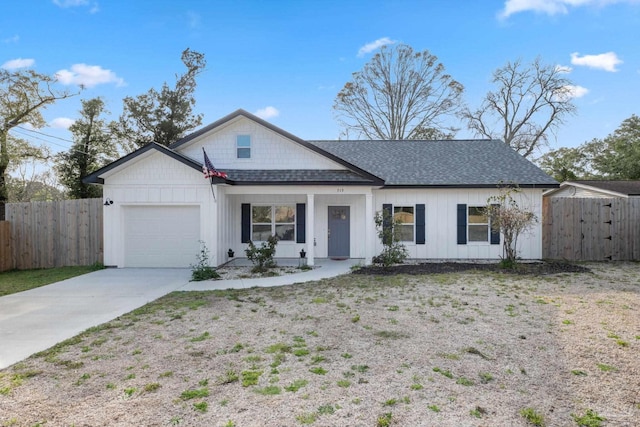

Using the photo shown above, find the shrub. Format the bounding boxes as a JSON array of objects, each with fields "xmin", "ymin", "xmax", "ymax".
[
  {"xmin": 190, "ymin": 241, "xmax": 220, "ymax": 281},
  {"xmin": 373, "ymin": 209, "xmax": 408, "ymax": 267},
  {"xmin": 245, "ymin": 235, "xmax": 278, "ymax": 273}
]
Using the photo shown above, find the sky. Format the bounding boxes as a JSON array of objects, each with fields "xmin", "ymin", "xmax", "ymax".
[{"xmin": 2, "ymin": 0, "xmax": 639, "ymax": 161}]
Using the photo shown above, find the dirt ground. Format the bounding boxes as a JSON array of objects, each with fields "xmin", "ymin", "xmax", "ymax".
[{"xmin": 0, "ymin": 262, "xmax": 638, "ymax": 427}]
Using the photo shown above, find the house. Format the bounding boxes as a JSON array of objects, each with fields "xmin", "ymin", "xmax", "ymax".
[
  {"xmin": 544, "ymin": 180, "xmax": 640, "ymax": 198},
  {"xmin": 83, "ymin": 109, "xmax": 558, "ymax": 268}
]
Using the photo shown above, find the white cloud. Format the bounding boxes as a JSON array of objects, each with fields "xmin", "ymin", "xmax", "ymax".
[
  {"xmin": 254, "ymin": 106, "xmax": 280, "ymax": 120},
  {"xmin": 555, "ymin": 65, "xmax": 573, "ymax": 74},
  {"xmin": 554, "ymin": 84, "xmax": 589, "ymax": 101},
  {"xmin": 3, "ymin": 35, "xmax": 19, "ymax": 44},
  {"xmin": 55, "ymin": 63, "xmax": 125, "ymax": 88},
  {"xmin": 571, "ymin": 52, "xmax": 622, "ymax": 72},
  {"xmin": 1, "ymin": 58, "xmax": 35, "ymax": 70},
  {"xmin": 499, "ymin": 0, "xmax": 640, "ymax": 19},
  {"xmin": 49, "ymin": 117, "xmax": 75, "ymax": 129},
  {"xmin": 564, "ymin": 84, "xmax": 589, "ymax": 98},
  {"xmin": 186, "ymin": 11, "xmax": 201, "ymax": 29},
  {"xmin": 53, "ymin": 0, "xmax": 99, "ymax": 13},
  {"xmin": 357, "ymin": 37, "xmax": 396, "ymax": 57},
  {"xmin": 53, "ymin": 0, "xmax": 88, "ymax": 7}
]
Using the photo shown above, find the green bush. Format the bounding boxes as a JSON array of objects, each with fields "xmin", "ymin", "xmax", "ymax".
[
  {"xmin": 373, "ymin": 210, "xmax": 408, "ymax": 267},
  {"xmin": 245, "ymin": 235, "xmax": 278, "ymax": 273},
  {"xmin": 190, "ymin": 241, "xmax": 220, "ymax": 281}
]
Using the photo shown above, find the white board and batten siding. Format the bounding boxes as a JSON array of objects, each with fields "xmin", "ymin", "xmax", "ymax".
[
  {"xmin": 102, "ymin": 151, "xmax": 218, "ymax": 268},
  {"xmin": 178, "ymin": 116, "xmax": 345, "ymax": 171},
  {"xmin": 221, "ymin": 186, "xmax": 371, "ymax": 261},
  {"xmin": 373, "ymin": 188, "xmax": 545, "ymax": 260}
]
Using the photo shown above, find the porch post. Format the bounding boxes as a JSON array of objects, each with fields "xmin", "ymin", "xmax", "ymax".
[
  {"xmin": 365, "ymin": 192, "xmax": 373, "ymax": 264},
  {"xmin": 306, "ymin": 193, "xmax": 315, "ymax": 266}
]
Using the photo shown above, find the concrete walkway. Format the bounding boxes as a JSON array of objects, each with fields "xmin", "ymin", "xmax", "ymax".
[{"xmin": 0, "ymin": 259, "xmax": 358, "ymax": 369}]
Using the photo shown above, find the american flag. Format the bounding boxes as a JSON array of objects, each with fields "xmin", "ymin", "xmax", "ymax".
[{"xmin": 202, "ymin": 148, "xmax": 228, "ymax": 179}]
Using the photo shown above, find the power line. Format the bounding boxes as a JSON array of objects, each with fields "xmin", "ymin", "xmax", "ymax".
[
  {"xmin": 15, "ymin": 125, "xmax": 76, "ymax": 144},
  {"xmin": 9, "ymin": 127, "xmax": 92, "ymax": 156}
]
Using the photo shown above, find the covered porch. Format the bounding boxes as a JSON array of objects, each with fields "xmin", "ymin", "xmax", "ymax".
[{"xmin": 217, "ymin": 185, "xmax": 376, "ymax": 266}]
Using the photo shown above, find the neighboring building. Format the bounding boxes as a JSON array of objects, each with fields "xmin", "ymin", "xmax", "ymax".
[
  {"xmin": 544, "ymin": 180, "xmax": 640, "ymax": 198},
  {"xmin": 84, "ymin": 109, "xmax": 558, "ymax": 268}
]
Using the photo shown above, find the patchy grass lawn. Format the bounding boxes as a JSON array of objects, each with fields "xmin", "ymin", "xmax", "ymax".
[
  {"xmin": 0, "ymin": 264, "xmax": 105, "ymax": 297},
  {"xmin": 0, "ymin": 263, "xmax": 638, "ymax": 426}
]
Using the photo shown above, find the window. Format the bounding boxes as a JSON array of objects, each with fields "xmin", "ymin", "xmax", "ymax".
[
  {"xmin": 237, "ymin": 135, "xmax": 251, "ymax": 158},
  {"xmin": 393, "ymin": 206, "xmax": 415, "ymax": 242},
  {"xmin": 468, "ymin": 206, "xmax": 489, "ymax": 242},
  {"xmin": 251, "ymin": 205, "xmax": 295, "ymax": 241}
]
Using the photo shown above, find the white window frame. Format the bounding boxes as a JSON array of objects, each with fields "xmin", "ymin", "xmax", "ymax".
[
  {"xmin": 393, "ymin": 205, "xmax": 415, "ymax": 243},
  {"xmin": 236, "ymin": 134, "xmax": 251, "ymax": 159},
  {"xmin": 467, "ymin": 206, "xmax": 490, "ymax": 243},
  {"xmin": 251, "ymin": 204, "xmax": 296, "ymax": 242}
]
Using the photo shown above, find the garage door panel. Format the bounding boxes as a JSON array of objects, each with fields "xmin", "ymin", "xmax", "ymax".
[{"xmin": 123, "ymin": 206, "xmax": 200, "ymax": 267}]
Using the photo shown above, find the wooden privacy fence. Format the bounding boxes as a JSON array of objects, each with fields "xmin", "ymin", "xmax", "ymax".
[
  {"xmin": 0, "ymin": 222, "xmax": 11, "ymax": 271},
  {"xmin": 543, "ymin": 197, "xmax": 640, "ymax": 261},
  {"xmin": 4, "ymin": 198, "xmax": 103, "ymax": 270}
]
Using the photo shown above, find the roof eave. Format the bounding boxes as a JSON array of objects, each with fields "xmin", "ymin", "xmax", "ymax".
[
  {"xmin": 82, "ymin": 142, "xmax": 202, "ymax": 185},
  {"xmin": 381, "ymin": 183, "xmax": 559, "ymax": 189}
]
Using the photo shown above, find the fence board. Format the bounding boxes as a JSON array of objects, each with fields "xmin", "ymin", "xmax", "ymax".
[
  {"xmin": 543, "ymin": 197, "xmax": 640, "ymax": 261},
  {"xmin": 5, "ymin": 199, "xmax": 103, "ymax": 269},
  {"xmin": 0, "ymin": 222, "xmax": 12, "ymax": 271}
]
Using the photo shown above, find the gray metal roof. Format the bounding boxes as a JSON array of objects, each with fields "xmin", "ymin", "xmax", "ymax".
[
  {"xmin": 310, "ymin": 139, "xmax": 558, "ymax": 188},
  {"xmin": 225, "ymin": 169, "xmax": 377, "ymax": 185}
]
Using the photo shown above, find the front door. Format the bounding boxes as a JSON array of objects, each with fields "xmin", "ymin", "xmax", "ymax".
[{"xmin": 328, "ymin": 206, "xmax": 350, "ymax": 259}]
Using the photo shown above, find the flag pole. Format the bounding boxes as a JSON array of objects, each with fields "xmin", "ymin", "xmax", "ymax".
[{"xmin": 209, "ymin": 177, "xmax": 216, "ymax": 202}]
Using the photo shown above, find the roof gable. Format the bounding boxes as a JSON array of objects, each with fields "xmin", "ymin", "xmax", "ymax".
[
  {"xmin": 83, "ymin": 142, "xmax": 201, "ymax": 184},
  {"xmin": 310, "ymin": 139, "xmax": 558, "ymax": 188},
  {"xmin": 545, "ymin": 180, "xmax": 640, "ymax": 198}
]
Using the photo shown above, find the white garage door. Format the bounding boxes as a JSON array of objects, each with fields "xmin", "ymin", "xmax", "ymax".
[{"xmin": 123, "ymin": 205, "xmax": 200, "ymax": 268}]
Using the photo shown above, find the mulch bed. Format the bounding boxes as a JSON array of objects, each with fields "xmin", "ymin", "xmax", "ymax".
[{"xmin": 353, "ymin": 261, "xmax": 592, "ymax": 276}]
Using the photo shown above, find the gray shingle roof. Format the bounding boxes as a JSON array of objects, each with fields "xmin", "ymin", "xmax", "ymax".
[
  {"xmin": 566, "ymin": 180, "xmax": 640, "ymax": 196},
  {"xmin": 225, "ymin": 169, "xmax": 376, "ymax": 184},
  {"xmin": 310, "ymin": 139, "xmax": 558, "ymax": 187}
]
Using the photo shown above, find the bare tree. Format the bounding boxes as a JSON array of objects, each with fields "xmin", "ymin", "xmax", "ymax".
[
  {"xmin": 460, "ymin": 58, "xmax": 577, "ymax": 157},
  {"xmin": 334, "ymin": 44, "xmax": 464, "ymax": 140},
  {"xmin": 0, "ymin": 69, "xmax": 76, "ymax": 215}
]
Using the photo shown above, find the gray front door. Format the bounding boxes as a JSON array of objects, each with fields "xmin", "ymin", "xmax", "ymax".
[{"xmin": 328, "ymin": 206, "xmax": 350, "ymax": 258}]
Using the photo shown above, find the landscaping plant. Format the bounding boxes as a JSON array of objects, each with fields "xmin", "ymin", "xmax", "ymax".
[
  {"xmin": 245, "ymin": 235, "xmax": 278, "ymax": 273},
  {"xmin": 486, "ymin": 185, "xmax": 537, "ymax": 266},
  {"xmin": 190, "ymin": 241, "xmax": 219, "ymax": 281},
  {"xmin": 372, "ymin": 209, "xmax": 408, "ymax": 266}
]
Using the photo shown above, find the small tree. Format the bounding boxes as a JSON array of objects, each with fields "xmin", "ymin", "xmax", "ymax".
[
  {"xmin": 245, "ymin": 235, "xmax": 278, "ymax": 273},
  {"xmin": 373, "ymin": 209, "xmax": 408, "ymax": 266},
  {"xmin": 487, "ymin": 187, "xmax": 537, "ymax": 266}
]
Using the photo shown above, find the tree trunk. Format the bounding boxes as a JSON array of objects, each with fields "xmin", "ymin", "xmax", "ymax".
[{"xmin": 0, "ymin": 129, "xmax": 9, "ymax": 220}]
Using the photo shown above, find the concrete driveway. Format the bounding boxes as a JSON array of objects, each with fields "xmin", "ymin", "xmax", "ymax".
[
  {"xmin": 0, "ymin": 268, "xmax": 191, "ymax": 369},
  {"xmin": 0, "ymin": 259, "xmax": 359, "ymax": 370}
]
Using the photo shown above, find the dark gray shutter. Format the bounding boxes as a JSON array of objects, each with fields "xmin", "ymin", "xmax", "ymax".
[
  {"xmin": 416, "ymin": 204, "xmax": 425, "ymax": 244},
  {"xmin": 241, "ymin": 203, "xmax": 251, "ymax": 243},
  {"xmin": 457, "ymin": 204, "xmax": 467, "ymax": 244},
  {"xmin": 490, "ymin": 203, "xmax": 500, "ymax": 245},
  {"xmin": 296, "ymin": 203, "xmax": 306, "ymax": 243},
  {"xmin": 382, "ymin": 204, "xmax": 393, "ymax": 245}
]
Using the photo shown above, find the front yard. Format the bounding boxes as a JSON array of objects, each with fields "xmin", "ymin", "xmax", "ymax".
[{"xmin": 1, "ymin": 263, "xmax": 638, "ymax": 426}]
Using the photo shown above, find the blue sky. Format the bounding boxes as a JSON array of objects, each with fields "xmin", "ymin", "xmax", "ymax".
[{"xmin": 2, "ymin": 0, "xmax": 639, "ymax": 159}]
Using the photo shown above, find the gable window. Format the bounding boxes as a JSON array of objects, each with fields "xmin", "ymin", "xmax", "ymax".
[
  {"xmin": 251, "ymin": 205, "xmax": 295, "ymax": 241},
  {"xmin": 468, "ymin": 206, "xmax": 489, "ymax": 242},
  {"xmin": 393, "ymin": 206, "xmax": 415, "ymax": 242},
  {"xmin": 237, "ymin": 135, "xmax": 251, "ymax": 158}
]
